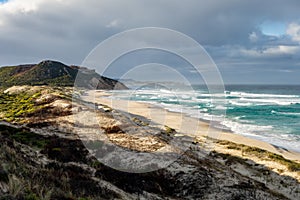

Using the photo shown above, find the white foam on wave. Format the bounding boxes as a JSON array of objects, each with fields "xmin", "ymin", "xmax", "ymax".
[
  {"xmin": 228, "ymin": 91, "xmax": 299, "ymax": 98},
  {"xmin": 221, "ymin": 120, "xmax": 273, "ymax": 135},
  {"xmin": 239, "ymin": 97, "xmax": 300, "ymax": 105},
  {"xmin": 181, "ymin": 94, "xmax": 191, "ymax": 99},
  {"xmin": 155, "ymin": 101, "xmax": 224, "ymax": 122},
  {"xmin": 271, "ymin": 110, "xmax": 300, "ymax": 116},
  {"xmin": 229, "ymin": 100, "xmax": 253, "ymax": 106},
  {"xmin": 196, "ymin": 93, "xmax": 226, "ymax": 98},
  {"xmin": 149, "ymin": 96, "xmax": 160, "ymax": 100}
]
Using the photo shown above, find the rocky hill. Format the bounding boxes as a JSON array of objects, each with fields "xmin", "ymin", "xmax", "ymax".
[{"xmin": 0, "ymin": 60, "xmax": 127, "ymax": 90}]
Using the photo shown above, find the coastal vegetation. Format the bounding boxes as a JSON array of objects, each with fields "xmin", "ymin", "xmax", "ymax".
[
  {"xmin": 0, "ymin": 86, "xmax": 73, "ymax": 123},
  {"xmin": 216, "ymin": 140, "xmax": 300, "ymax": 172},
  {"xmin": 0, "ymin": 90, "xmax": 42, "ymax": 122}
]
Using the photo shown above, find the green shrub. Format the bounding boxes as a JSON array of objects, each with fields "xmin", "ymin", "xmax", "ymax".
[
  {"xmin": 164, "ymin": 125, "xmax": 176, "ymax": 134},
  {"xmin": 25, "ymin": 192, "xmax": 39, "ymax": 200}
]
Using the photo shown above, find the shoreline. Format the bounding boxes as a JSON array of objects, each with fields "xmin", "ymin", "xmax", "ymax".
[{"xmin": 84, "ymin": 90, "xmax": 300, "ymax": 162}]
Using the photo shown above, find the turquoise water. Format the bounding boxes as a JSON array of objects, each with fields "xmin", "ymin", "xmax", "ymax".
[{"xmin": 108, "ymin": 85, "xmax": 300, "ymax": 152}]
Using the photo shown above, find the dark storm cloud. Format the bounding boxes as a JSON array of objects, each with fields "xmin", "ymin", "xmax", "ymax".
[{"xmin": 0, "ymin": 0, "xmax": 300, "ymax": 83}]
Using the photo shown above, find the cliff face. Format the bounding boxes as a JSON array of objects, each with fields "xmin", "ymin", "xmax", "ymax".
[{"xmin": 0, "ymin": 60, "xmax": 127, "ymax": 90}]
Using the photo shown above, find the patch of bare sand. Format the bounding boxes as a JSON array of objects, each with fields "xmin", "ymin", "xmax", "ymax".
[{"xmin": 107, "ymin": 133, "xmax": 165, "ymax": 152}]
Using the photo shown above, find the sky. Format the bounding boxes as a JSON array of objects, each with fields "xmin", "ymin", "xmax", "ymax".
[{"xmin": 0, "ymin": 0, "xmax": 300, "ymax": 84}]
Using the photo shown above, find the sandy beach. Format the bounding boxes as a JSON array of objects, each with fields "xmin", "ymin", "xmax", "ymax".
[{"xmin": 83, "ymin": 90, "xmax": 300, "ymax": 162}]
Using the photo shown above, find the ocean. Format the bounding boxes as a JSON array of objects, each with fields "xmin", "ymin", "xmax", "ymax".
[{"xmin": 107, "ymin": 84, "xmax": 300, "ymax": 152}]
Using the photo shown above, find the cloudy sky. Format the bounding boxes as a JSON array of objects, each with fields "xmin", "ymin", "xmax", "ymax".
[{"xmin": 0, "ymin": 0, "xmax": 300, "ymax": 84}]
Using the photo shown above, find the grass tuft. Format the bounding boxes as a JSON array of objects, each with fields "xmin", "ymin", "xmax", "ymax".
[{"xmin": 164, "ymin": 125, "xmax": 176, "ymax": 134}]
